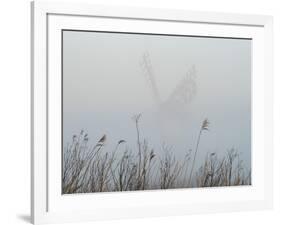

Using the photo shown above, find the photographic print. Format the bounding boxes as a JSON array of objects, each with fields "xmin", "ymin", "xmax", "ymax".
[{"xmin": 62, "ymin": 30, "xmax": 251, "ymax": 194}]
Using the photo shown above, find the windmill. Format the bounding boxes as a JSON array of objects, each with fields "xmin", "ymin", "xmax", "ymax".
[
  {"xmin": 139, "ymin": 51, "xmax": 198, "ymax": 159},
  {"xmin": 139, "ymin": 51, "xmax": 197, "ymax": 110}
]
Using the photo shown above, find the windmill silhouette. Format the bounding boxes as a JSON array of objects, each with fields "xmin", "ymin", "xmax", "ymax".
[{"xmin": 139, "ymin": 51, "xmax": 197, "ymax": 111}]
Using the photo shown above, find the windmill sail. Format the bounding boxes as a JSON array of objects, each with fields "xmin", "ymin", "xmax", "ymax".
[
  {"xmin": 139, "ymin": 52, "xmax": 161, "ymax": 106},
  {"xmin": 166, "ymin": 65, "xmax": 197, "ymax": 106}
]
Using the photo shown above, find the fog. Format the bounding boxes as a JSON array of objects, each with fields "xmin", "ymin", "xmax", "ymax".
[{"xmin": 63, "ymin": 30, "xmax": 251, "ymax": 171}]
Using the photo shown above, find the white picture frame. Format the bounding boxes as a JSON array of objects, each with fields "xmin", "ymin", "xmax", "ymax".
[{"xmin": 31, "ymin": 1, "xmax": 273, "ymax": 224}]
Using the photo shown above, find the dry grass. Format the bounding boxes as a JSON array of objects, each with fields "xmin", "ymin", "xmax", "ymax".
[{"xmin": 62, "ymin": 116, "xmax": 251, "ymax": 194}]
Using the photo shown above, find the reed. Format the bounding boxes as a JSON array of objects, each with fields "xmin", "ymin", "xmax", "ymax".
[{"xmin": 62, "ymin": 117, "xmax": 251, "ymax": 194}]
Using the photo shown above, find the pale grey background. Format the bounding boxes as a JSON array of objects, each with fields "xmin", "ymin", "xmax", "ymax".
[{"xmin": 63, "ymin": 30, "xmax": 251, "ymax": 171}]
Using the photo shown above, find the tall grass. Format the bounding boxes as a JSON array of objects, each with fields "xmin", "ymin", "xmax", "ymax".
[
  {"xmin": 62, "ymin": 117, "xmax": 251, "ymax": 194},
  {"xmin": 188, "ymin": 119, "xmax": 209, "ymax": 186}
]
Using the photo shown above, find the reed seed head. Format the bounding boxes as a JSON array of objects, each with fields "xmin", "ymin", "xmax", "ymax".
[
  {"xmin": 201, "ymin": 119, "xmax": 209, "ymax": 131},
  {"xmin": 118, "ymin": 140, "xmax": 126, "ymax": 145},
  {"xmin": 98, "ymin": 134, "xmax": 106, "ymax": 143}
]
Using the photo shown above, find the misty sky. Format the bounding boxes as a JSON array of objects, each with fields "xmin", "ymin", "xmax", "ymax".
[{"xmin": 63, "ymin": 30, "xmax": 251, "ymax": 171}]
